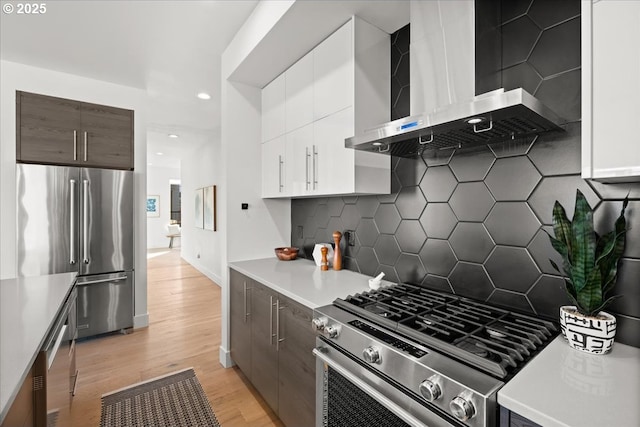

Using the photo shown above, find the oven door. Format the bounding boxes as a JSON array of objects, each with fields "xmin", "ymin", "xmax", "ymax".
[{"xmin": 314, "ymin": 339, "xmax": 463, "ymax": 427}]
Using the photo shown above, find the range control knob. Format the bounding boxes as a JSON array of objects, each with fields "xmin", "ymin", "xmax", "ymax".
[
  {"xmin": 362, "ymin": 346, "xmax": 381, "ymax": 364},
  {"xmin": 418, "ymin": 378, "xmax": 442, "ymax": 402},
  {"xmin": 311, "ymin": 317, "xmax": 327, "ymax": 332},
  {"xmin": 323, "ymin": 325, "xmax": 340, "ymax": 339},
  {"xmin": 450, "ymin": 395, "xmax": 476, "ymax": 421}
]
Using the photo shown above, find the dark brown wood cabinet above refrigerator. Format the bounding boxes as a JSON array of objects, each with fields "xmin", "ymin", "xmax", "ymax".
[{"xmin": 16, "ymin": 91, "xmax": 134, "ymax": 170}]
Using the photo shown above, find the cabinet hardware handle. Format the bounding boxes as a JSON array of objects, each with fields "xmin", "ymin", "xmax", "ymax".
[
  {"xmin": 83, "ymin": 179, "xmax": 89, "ymax": 264},
  {"xmin": 305, "ymin": 147, "xmax": 311, "ymax": 190},
  {"xmin": 270, "ymin": 296, "xmax": 277, "ymax": 345},
  {"xmin": 243, "ymin": 281, "xmax": 251, "ymax": 323},
  {"xmin": 313, "ymin": 145, "xmax": 318, "ymax": 190},
  {"xmin": 276, "ymin": 299, "xmax": 286, "ymax": 351},
  {"xmin": 73, "ymin": 130, "xmax": 78, "ymax": 161},
  {"xmin": 83, "ymin": 131, "xmax": 88, "ymax": 161},
  {"xmin": 278, "ymin": 155, "xmax": 283, "ymax": 192},
  {"xmin": 69, "ymin": 179, "xmax": 76, "ymax": 265},
  {"xmin": 71, "ymin": 370, "xmax": 79, "ymax": 396}
]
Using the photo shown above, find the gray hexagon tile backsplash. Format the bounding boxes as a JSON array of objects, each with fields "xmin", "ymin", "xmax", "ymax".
[{"xmin": 290, "ymin": 6, "xmax": 640, "ymax": 347}]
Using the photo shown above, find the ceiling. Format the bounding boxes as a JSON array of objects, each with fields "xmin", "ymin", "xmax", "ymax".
[
  {"xmin": 1, "ymin": 0, "xmax": 259, "ymax": 169},
  {"xmin": 1, "ymin": 1, "xmax": 410, "ymax": 170}
]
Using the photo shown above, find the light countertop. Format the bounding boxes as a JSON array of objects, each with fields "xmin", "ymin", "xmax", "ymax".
[
  {"xmin": 498, "ymin": 336, "xmax": 640, "ymax": 427},
  {"xmin": 228, "ymin": 257, "xmax": 391, "ymax": 308},
  {"xmin": 0, "ymin": 272, "xmax": 77, "ymax": 423}
]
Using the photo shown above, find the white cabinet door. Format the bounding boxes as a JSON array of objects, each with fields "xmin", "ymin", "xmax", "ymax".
[
  {"xmin": 313, "ymin": 107, "xmax": 355, "ymax": 195},
  {"xmin": 262, "ymin": 73, "xmax": 286, "ymax": 143},
  {"xmin": 261, "ymin": 135, "xmax": 287, "ymax": 198},
  {"xmin": 582, "ymin": 0, "xmax": 640, "ymax": 182},
  {"xmin": 286, "ymin": 51, "xmax": 314, "ymax": 133},
  {"xmin": 313, "ymin": 20, "xmax": 353, "ymax": 121},
  {"xmin": 286, "ymin": 123, "xmax": 313, "ymax": 196}
]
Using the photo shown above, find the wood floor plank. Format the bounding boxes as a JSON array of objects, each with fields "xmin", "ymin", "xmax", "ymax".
[{"xmin": 70, "ymin": 249, "xmax": 284, "ymax": 427}]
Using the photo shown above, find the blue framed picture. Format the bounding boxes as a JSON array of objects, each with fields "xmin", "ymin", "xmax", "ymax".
[{"xmin": 147, "ymin": 195, "xmax": 160, "ymax": 217}]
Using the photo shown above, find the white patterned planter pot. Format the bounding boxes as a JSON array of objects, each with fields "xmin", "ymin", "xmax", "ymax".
[{"xmin": 560, "ymin": 306, "xmax": 617, "ymax": 355}]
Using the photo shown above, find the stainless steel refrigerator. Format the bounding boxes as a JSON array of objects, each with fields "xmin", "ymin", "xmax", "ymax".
[{"xmin": 17, "ymin": 164, "xmax": 134, "ymax": 338}]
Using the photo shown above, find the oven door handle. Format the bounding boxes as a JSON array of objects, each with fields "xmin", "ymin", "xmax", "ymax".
[{"xmin": 313, "ymin": 348, "xmax": 427, "ymax": 427}]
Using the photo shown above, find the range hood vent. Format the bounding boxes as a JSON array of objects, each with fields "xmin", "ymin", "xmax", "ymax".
[{"xmin": 345, "ymin": 88, "xmax": 564, "ymax": 158}]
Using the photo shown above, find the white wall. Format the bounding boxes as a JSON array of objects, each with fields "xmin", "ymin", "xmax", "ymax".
[
  {"xmin": 0, "ymin": 60, "xmax": 150, "ymax": 328},
  {"xmin": 146, "ymin": 165, "xmax": 180, "ymax": 249},
  {"xmin": 180, "ymin": 134, "xmax": 224, "ymax": 285},
  {"xmin": 217, "ymin": 5, "xmax": 294, "ymax": 366}
]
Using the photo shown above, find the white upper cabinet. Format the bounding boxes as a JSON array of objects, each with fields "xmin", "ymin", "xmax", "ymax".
[
  {"xmin": 287, "ymin": 123, "xmax": 314, "ymax": 195},
  {"xmin": 261, "ymin": 135, "xmax": 287, "ymax": 198},
  {"xmin": 313, "ymin": 107, "xmax": 355, "ymax": 195},
  {"xmin": 261, "ymin": 16, "xmax": 390, "ymax": 198},
  {"xmin": 582, "ymin": 0, "xmax": 640, "ymax": 182},
  {"xmin": 313, "ymin": 22, "xmax": 353, "ymax": 121},
  {"xmin": 285, "ymin": 51, "xmax": 314, "ymax": 133},
  {"xmin": 262, "ymin": 73, "xmax": 286, "ymax": 143}
]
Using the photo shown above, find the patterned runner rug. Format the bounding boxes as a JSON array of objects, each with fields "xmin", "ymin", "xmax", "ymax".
[{"xmin": 100, "ymin": 368, "xmax": 220, "ymax": 427}]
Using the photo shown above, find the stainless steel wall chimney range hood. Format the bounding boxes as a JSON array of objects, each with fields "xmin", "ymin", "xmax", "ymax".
[
  {"xmin": 345, "ymin": 88, "xmax": 564, "ymax": 158},
  {"xmin": 346, "ymin": 1, "xmax": 565, "ymax": 158}
]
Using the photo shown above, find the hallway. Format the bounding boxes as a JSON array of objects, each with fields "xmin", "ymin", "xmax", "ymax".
[{"xmin": 70, "ymin": 249, "xmax": 283, "ymax": 426}]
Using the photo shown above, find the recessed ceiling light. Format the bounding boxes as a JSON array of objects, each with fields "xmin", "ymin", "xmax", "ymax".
[
  {"xmin": 156, "ymin": 152, "xmax": 164, "ymax": 156},
  {"xmin": 197, "ymin": 92, "xmax": 211, "ymax": 100},
  {"xmin": 467, "ymin": 117, "xmax": 484, "ymax": 124},
  {"xmin": 168, "ymin": 134, "xmax": 179, "ymax": 138}
]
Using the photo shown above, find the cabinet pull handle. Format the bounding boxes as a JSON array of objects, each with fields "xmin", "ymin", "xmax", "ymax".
[
  {"xmin": 278, "ymin": 155, "xmax": 283, "ymax": 192},
  {"xmin": 305, "ymin": 147, "xmax": 311, "ymax": 190},
  {"xmin": 82, "ymin": 179, "xmax": 89, "ymax": 264},
  {"xmin": 69, "ymin": 179, "xmax": 76, "ymax": 265},
  {"xmin": 243, "ymin": 281, "xmax": 251, "ymax": 323},
  {"xmin": 73, "ymin": 130, "xmax": 78, "ymax": 161},
  {"xmin": 270, "ymin": 296, "xmax": 278, "ymax": 345},
  {"xmin": 313, "ymin": 145, "xmax": 318, "ymax": 190},
  {"xmin": 83, "ymin": 131, "xmax": 88, "ymax": 161},
  {"xmin": 276, "ymin": 299, "xmax": 286, "ymax": 351}
]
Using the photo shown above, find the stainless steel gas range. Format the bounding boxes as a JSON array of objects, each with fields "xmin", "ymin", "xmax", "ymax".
[{"xmin": 312, "ymin": 283, "xmax": 557, "ymax": 427}]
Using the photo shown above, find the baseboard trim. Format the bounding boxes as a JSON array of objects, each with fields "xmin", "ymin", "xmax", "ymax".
[
  {"xmin": 181, "ymin": 254, "xmax": 222, "ymax": 286},
  {"xmin": 219, "ymin": 346, "xmax": 234, "ymax": 368},
  {"xmin": 134, "ymin": 313, "xmax": 149, "ymax": 328}
]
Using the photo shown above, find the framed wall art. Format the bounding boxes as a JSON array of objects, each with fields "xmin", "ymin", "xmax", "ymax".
[
  {"xmin": 147, "ymin": 195, "xmax": 160, "ymax": 218},
  {"xmin": 194, "ymin": 188, "xmax": 204, "ymax": 228},
  {"xmin": 203, "ymin": 185, "xmax": 217, "ymax": 231}
]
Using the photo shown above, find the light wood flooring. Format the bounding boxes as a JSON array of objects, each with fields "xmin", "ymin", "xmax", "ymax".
[{"xmin": 70, "ymin": 249, "xmax": 284, "ymax": 426}]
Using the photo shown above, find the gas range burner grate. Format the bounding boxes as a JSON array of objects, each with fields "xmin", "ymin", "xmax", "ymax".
[{"xmin": 334, "ymin": 283, "xmax": 557, "ymax": 378}]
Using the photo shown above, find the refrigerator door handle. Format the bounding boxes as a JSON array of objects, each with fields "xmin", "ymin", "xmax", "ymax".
[
  {"xmin": 70, "ymin": 179, "xmax": 76, "ymax": 265},
  {"xmin": 82, "ymin": 179, "xmax": 89, "ymax": 265},
  {"xmin": 77, "ymin": 274, "xmax": 128, "ymax": 286}
]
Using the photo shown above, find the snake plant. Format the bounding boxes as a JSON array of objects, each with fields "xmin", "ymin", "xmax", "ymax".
[{"xmin": 547, "ymin": 189, "xmax": 629, "ymax": 317}]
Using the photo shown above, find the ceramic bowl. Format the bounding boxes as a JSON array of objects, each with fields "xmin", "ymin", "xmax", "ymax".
[{"xmin": 274, "ymin": 247, "xmax": 299, "ymax": 261}]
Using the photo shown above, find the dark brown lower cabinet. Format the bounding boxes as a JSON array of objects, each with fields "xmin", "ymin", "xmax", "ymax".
[
  {"xmin": 500, "ymin": 406, "xmax": 542, "ymax": 427},
  {"xmin": 229, "ymin": 269, "xmax": 315, "ymax": 427},
  {"xmin": 277, "ymin": 294, "xmax": 315, "ymax": 427},
  {"xmin": 1, "ymin": 366, "xmax": 35, "ymax": 427},
  {"xmin": 250, "ymin": 279, "xmax": 279, "ymax": 412},
  {"xmin": 229, "ymin": 269, "xmax": 252, "ymax": 378}
]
